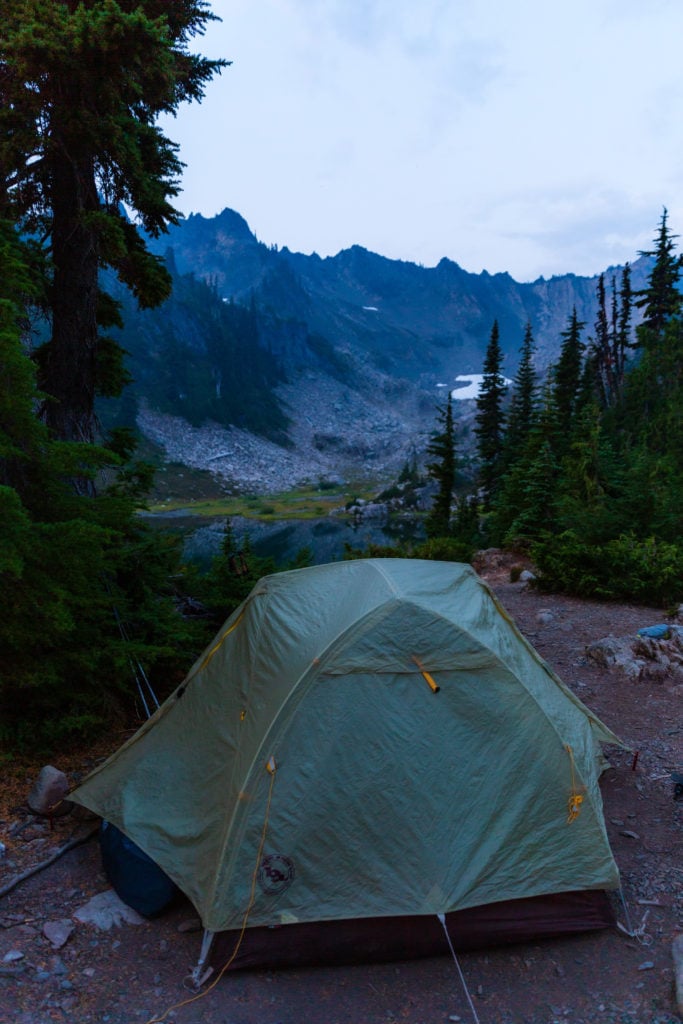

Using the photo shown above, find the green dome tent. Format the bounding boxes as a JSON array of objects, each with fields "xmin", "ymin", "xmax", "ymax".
[{"xmin": 71, "ymin": 559, "xmax": 623, "ymax": 972}]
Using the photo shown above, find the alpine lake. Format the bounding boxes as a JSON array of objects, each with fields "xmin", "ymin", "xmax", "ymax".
[{"xmin": 143, "ymin": 484, "xmax": 425, "ymax": 571}]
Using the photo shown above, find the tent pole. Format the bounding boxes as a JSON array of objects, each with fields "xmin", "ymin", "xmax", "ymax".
[{"xmin": 190, "ymin": 929, "xmax": 216, "ymax": 988}]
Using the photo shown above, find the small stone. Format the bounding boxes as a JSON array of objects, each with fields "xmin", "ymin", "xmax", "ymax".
[
  {"xmin": 177, "ymin": 917, "xmax": 202, "ymax": 933},
  {"xmin": 2, "ymin": 950, "xmax": 24, "ymax": 963},
  {"xmin": 638, "ymin": 961, "xmax": 655, "ymax": 970},
  {"xmin": 449, "ymin": 1017, "xmax": 462, "ymax": 1022},
  {"xmin": 43, "ymin": 919, "xmax": 75, "ymax": 949},
  {"xmin": 59, "ymin": 979, "xmax": 74, "ymax": 990},
  {"xmin": 82, "ymin": 967, "xmax": 96, "ymax": 978},
  {"xmin": 50, "ymin": 956, "xmax": 68, "ymax": 975},
  {"xmin": 620, "ymin": 830, "xmax": 640, "ymax": 840}
]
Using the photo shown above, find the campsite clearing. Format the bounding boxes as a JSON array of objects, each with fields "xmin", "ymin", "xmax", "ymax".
[{"xmin": 0, "ymin": 559, "xmax": 681, "ymax": 1024}]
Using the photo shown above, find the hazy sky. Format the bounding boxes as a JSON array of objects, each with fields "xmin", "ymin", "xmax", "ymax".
[{"xmin": 162, "ymin": 0, "xmax": 683, "ymax": 283}]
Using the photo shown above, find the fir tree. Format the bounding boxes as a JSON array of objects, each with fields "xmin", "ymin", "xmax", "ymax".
[
  {"xmin": 590, "ymin": 274, "xmax": 612, "ymax": 407},
  {"xmin": 500, "ymin": 383, "xmax": 561, "ymax": 545},
  {"xmin": 0, "ymin": 1, "xmax": 226, "ymax": 444},
  {"xmin": 552, "ymin": 308, "xmax": 586, "ymax": 446},
  {"xmin": 504, "ymin": 322, "xmax": 538, "ymax": 462},
  {"xmin": 425, "ymin": 391, "xmax": 457, "ymax": 538},
  {"xmin": 635, "ymin": 207, "xmax": 683, "ymax": 344},
  {"xmin": 474, "ymin": 320, "xmax": 508, "ymax": 508}
]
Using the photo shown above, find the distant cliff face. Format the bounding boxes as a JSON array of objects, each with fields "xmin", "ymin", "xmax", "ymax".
[
  {"xmin": 128, "ymin": 209, "xmax": 650, "ymax": 494},
  {"xmin": 150, "ymin": 207, "xmax": 649, "ymax": 380}
]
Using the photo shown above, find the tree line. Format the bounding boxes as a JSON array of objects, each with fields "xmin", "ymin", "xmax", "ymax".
[
  {"xmin": 0, "ymin": 1, "xmax": 235, "ymax": 748},
  {"xmin": 426, "ymin": 209, "xmax": 683, "ymax": 606},
  {"xmin": 2, "ymin": 3, "xmax": 681, "ymax": 751}
]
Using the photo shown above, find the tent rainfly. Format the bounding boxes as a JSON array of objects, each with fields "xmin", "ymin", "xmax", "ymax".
[{"xmin": 71, "ymin": 559, "xmax": 624, "ymax": 976}]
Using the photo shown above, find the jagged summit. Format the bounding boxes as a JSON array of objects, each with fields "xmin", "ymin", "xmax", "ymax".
[{"xmin": 129, "ymin": 209, "xmax": 653, "ymax": 492}]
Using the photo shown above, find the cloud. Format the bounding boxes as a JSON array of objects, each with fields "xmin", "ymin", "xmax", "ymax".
[{"xmin": 165, "ymin": 0, "xmax": 683, "ymax": 282}]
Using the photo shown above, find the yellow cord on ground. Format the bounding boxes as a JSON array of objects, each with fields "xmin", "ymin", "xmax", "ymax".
[{"xmin": 145, "ymin": 757, "xmax": 278, "ymax": 1024}]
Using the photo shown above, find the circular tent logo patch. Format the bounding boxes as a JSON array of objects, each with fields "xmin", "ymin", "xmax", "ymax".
[{"xmin": 258, "ymin": 854, "xmax": 296, "ymax": 895}]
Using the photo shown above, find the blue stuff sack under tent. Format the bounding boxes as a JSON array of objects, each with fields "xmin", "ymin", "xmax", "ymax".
[{"xmin": 99, "ymin": 820, "xmax": 178, "ymax": 917}]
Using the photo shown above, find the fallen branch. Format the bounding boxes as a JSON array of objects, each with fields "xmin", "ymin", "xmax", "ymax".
[{"xmin": 0, "ymin": 824, "xmax": 99, "ymax": 899}]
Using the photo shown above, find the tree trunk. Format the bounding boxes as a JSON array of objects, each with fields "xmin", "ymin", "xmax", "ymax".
[{"xmin": 40, "ymin": 135, "xmax": 99, "ymax": 446}]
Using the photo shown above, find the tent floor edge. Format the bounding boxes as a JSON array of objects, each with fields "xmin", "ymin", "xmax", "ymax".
[{"xmin": 212, "ymin": 889, "xmax": 615, "ymax": 971}]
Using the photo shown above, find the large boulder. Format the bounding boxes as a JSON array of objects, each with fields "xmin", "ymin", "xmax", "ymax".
[{"xmin": 586, "ymin": 626, "xmax": 683, "ymax": 683}]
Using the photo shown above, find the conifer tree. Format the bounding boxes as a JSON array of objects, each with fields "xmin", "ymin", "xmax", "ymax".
[
  {"xmin": 635, "ymin": 207, "xmax": 683, "ymax": 344},
  {"xmin": 552, "ymin": 308, "xmax": 585, "ymax": 446},
  {"xmin": 425, "ymin": 391, "xmax": 457, "ymax": 538},
  {"xmin": 474, "ymin": 320, "xmax": 508, "ymax": 508},
  {"xmin": 504, "ymin": 322, "xmax": 538, "ymax": 461},
  {"xmin": 590, "ymin": 274, "xmax": 612, "ymax": 407},
  {"xmin": 0, "ymin": 1, "xmax": 226, "ymax": 445},
  {"xmin": 497, "ymin": 383, "xmax": 561, "ymax": 545}
]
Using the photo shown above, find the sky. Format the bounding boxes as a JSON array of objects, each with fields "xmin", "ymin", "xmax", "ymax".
[{"xmin": 161, "ymin": 0, "xmax": 683, "ymax": 283}]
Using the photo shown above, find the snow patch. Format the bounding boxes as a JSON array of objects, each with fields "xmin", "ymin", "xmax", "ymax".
[{"xmin": 450, "ymin": 374, "xmax": 511, "ymax": 400}]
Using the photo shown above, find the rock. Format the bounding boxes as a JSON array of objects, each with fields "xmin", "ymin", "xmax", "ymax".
[
  {"xmin": 519, "ymin": 569, "xmax": 536, "ymax": 582},
  {"xmin": 73, "ymin": 890, "xmax": 145, "ymax": 930},
  {"xmin": 177, "ymin": 917, "xmax": 202, "ymax": 933},
  {"xmin": 673, "ymin": 934, "xmax": 683, "ymax": 1015},
  {"xmin": 638, "ymin": 960, "xmax": 655, "ymax": 970},
  {"xmin": 536, "ymin": 609, "xmax": 555, "ymax": 624},
  {"xmin": 27, "ymin": 765, "xmax": 71, "ymax": 817},
  {"xmin": 2, "ymin": 950, "xmax": 24, "ymax": 962},
  {"xmin": 49, "ymin": 956, "xmax": 68, "ymax": 975},
  {"xmin": 43, "ymin": 919, "xmax": 75, "ymax": 949}
]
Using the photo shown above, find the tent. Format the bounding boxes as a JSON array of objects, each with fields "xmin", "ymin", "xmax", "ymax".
[{"xmin": 71, "ymin": 559, "xmax": 623, "ymax": 972}]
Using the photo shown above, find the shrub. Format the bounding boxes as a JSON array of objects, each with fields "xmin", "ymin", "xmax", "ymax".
[{"xmin": 532, "ymin": 530, "xmax": 683, "ymax": 606}]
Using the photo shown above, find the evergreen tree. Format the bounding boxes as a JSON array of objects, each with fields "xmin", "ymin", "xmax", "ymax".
[
  {"xmin": 0, "ymin": 222, "xmax": 197, "ymax": 745},
  {"xmin": 635, "ymin": 207, "xmax": 683, "ymax": 343},
  {"xmin": 425, "ymin": 391, "xmax": 457, "ymax": 538},
  {"xmin": 552, "ymin": 308, "xmax": 586, "ymax": 446},
  {"xmin": 504, "ymin": 322, "xmax": 538, "ymax": 461},
  {"xmin": 488, "ymin": 381, "xmax": 559, "ymax": 547},
  {"xmin": 474, "ymin": 320, "xmax": 508, "ymax": 508},
  {"xmin": 0, "ymin": 1, "xmax": 226, "ymax": 444},
  {"xmin": 590, "ymin": 274, "xmax": 612, "ymax": 407}
]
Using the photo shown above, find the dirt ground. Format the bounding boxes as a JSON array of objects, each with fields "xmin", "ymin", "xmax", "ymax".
[{"xmin": 1, "ymin": 556, "xmax": 682, "ymax": 1024}]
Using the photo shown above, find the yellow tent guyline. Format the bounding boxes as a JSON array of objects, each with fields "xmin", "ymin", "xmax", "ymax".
[
  {"xmin": 145, "ymin": 756, "xmax": 278, "ymax": 1024},
  {"xmin": 565, "ymin": 745, "xmax": 581, "ymax": 823}
]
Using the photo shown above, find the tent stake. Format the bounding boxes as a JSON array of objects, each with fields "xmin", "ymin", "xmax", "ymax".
[{"xmin": 190, "ymin": 929, "xmax": 215, "ymax": 988}]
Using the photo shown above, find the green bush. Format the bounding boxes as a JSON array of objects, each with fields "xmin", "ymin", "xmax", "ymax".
[
  {"xmin": 532, "ymin": 530, "xmax": 683, "ymax": 606},
  {"xmin": 411, "ymin": 537, "xmax": 474, "ymax": 564}
]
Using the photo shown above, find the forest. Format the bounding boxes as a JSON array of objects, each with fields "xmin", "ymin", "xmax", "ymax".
[
  {"xmin": 434, "ymin": 209, "xmax": 683, "ymax": 608},
  {"xmin": 1, "ymin": 2, "xmax": 682, "ymax": 750}
]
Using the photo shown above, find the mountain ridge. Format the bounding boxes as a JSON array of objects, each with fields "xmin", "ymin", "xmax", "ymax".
[{"xmin": 121, "ymin": 208, "xmax": 651, "ymax": 494}]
